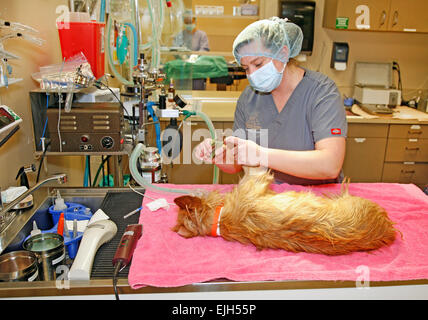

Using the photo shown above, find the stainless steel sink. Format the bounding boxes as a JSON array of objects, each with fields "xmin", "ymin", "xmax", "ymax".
[{"xmin": 0, "ymin": 187, "xmax": 108, "ymax": 254}]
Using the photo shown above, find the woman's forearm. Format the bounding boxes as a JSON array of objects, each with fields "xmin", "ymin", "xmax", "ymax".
[{"xmin": 260, "ymin": 139, "xmax": 345, "ymax": 180}]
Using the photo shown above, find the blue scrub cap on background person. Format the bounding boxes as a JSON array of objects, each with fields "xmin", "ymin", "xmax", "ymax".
[
  {"xmin": 232, "ymin": 17, "xmax": 303, "ymax": 65},
  {"xmin": 183, "ymin": 9, "xmax": 193, "ymax": 19}
]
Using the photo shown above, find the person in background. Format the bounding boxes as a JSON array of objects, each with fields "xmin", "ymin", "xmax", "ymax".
[
  {"xmin": 173, "ymin": 9, "xmax": 209, "ymax": 90},
  {"xmin": 195, "ymin": 17, "xmax": 347, "ymax": 185},
  {"xmin": 173, "ymin": 9, "xmax": 210, "ymax": 52}
]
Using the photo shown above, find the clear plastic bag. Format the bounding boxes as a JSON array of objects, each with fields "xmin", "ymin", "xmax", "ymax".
[{"xmin": 32, "ymin": 52, "xmax": 95, "ymax": 91}]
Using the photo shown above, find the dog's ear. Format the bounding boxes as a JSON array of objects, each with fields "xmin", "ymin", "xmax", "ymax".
[
  {"xmin": 174, "ymin": 196, "xmax": 202, "ymax": 211},
  {"xmin": 176, "ymin": 226, "xmax": 195, "ymax": 238},
  {"xmin": 171, "ymin": 221, "xmax": 196, "ymax": 238}
]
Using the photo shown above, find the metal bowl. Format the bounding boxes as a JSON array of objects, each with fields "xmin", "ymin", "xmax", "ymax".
[{"xmin": 0, "ymin": 250, "xmax": 39, "ymax": 282}]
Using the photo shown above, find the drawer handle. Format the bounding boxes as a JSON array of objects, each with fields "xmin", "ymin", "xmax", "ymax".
[
  {"xmin": 392, "ymin": 10, "xmax": 399, "ymax": 26},
  {"xmin": 405, "ymin": 147, "xmax": 420, "ymax": 151},
  {"xmin": 408, "ymin": 131, "xmax": 422, "ymax": 134},
  {"xmin": 379, "ymin": 10, "xmax": 386, "ymax": 26},
  {"xmin": 401, "ymin": 170, "xmax": 415, "ymax": 174}
]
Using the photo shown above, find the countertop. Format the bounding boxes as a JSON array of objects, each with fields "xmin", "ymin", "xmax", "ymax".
[
  {"xmin": 176, "ymin": 91, "xmax": 428, "ymax": 124},
  {"xmin": 1, "ymin": 186, "xmax": 428, "ymax": 298}
]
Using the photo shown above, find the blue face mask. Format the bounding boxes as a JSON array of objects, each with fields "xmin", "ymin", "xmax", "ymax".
[
  {"xmin": 185, "ymin": 24, "xmax": 195, "ymax": 32},
  {"xmin": 247, "ymin": 60, "xmax": 286, "ymax": 93}
]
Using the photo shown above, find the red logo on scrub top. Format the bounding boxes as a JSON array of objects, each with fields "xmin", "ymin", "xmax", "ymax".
[{"xmin": 331, "ymin": 128, "xmax": 341, "ymax": 135}]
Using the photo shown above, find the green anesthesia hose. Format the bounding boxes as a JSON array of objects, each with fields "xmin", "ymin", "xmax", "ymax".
[
  {"xmin": 129, "ymin": 110, "xmax": 220, "ymax": 194},
  {"xmin": 130, "ymin": 143, "xmax": 192, "ymax": 194},
  {"xmin": 194, "ymin": 110, "xmax": 220, "ymax": 184},
  {"xmin": 106, "ymin": 15, "xmax": 133, "ymax": 86}
]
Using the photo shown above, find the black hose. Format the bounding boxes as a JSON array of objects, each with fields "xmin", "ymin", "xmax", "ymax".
[
  {"xmin": 101, "ymin": 156, "xmax": 106, "ymax": 187},
  {"xmin": 36, "ymin": 140, "xmax": 51, "ymax": 183},
  {"xmin": 92, "ymin": 155, "xmax": 111, "ymax": 187},
  {"xmin": 0, "ymin": 125, "xmax": 20, "ymax": 148},
  {"xmin": 87, "ymin": 156, "xmax": 91, "ymax": 185},
  {"xmin": 112, "ymin": 262, "xmax": 121, "ymax": 300}
]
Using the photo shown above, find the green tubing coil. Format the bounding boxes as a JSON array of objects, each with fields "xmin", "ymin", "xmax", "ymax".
[
  {"xmin": 130, "ymin": 143, "xmax": 192, "ymax": 194},
  {"xmin": 129, "ymin": 110, "xmax": 220, "ymax": 194}
]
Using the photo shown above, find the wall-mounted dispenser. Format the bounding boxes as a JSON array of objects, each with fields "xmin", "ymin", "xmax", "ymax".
[
  {"xmin": 330, "ymin": 42, "xmax": 349, "ymax": 71},
  {"xmin": 279, "ymin": 1, "xmax": 316, "ymax": 55}
]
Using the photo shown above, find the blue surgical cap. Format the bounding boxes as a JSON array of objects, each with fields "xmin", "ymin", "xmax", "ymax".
[
  {"xmin": 183, "ymin": 9, "xmax": 193, "ymax": 19},
  {"xmin": 232, "ymin": 17, "xmax": 303, "ymax": 65}
]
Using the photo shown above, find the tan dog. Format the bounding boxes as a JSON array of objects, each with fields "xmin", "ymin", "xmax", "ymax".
[{"xmin": 172, "ymin": 171, "xmax": 398, "ymax": 255}]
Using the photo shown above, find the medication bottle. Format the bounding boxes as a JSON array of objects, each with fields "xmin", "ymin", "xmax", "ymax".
[{"xmin": 168, "ymin": 78, "xmax": 175, "ymax": 103}]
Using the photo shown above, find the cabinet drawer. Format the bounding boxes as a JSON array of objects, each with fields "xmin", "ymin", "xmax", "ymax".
[
  {"xmin": 347, "ymin": 123, "xmax": 388, "ymax": 138},
  {"xmin": 382, "ymin": 162, "xmax": 428, "ymax": 185},
  {"xmin": 385, "ymin": 138, "xmax": 428, "ymax": 162},
  {"xmin": 343, "ymin": 137, "xmax": 387, "ymax": 182},
  {"xmin": 388, "ymin": 124, "xmax": 428, "ymax": 139}
]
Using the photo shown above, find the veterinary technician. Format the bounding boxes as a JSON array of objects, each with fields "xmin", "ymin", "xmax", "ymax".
[
  {"xmin": 173, "ymin": 9, "xmax": 210, "ymax": 90},
  {"xmin": 195, "ymin": 17, "xmax": 347, "ymax": 185},
  {"xmin": 173, "ymin": 9, "xmax": 210, "ymax": 52}
]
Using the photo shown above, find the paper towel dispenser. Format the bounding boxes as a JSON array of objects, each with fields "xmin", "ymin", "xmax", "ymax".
[
  {"xmin": 279, "ymin": 1, "xmax": 315, "ymax": 55},
  {"xmin": 330, "ymin": 42, "xmax": 349, "ymax": 71}
]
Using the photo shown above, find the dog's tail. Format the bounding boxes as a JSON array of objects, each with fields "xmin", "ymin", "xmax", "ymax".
[
  {"xmin": 340, "ymin": 177, "xmax": 351, "ymax": 196},
  {"xmin": 322, "ymin": 177, "xmax": 351, "ymax": 200}
]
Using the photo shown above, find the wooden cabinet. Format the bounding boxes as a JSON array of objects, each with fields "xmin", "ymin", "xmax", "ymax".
[
  {"xmin": 385, "ymin": 139, "xmax": 428, "ymax": 162},
  {"xmin": 342, "ymin": 123, "xmax": 388, "ymax": 182},
  {"xmin": 323, "ymin": 0, "xmax": 428, "ymax": 33},
  {"xmin": 382, "ymin": 124, "xmax": 428, "ymax": 188},
  {"xmin": 323, "ymin": 0, "xmax": 390, "ymax": 31},
  {"xmin": 388, "ymin": 0, "xmax": 428, "ymax": 32},
  {"xmin": 382, "ymin": 162, "xmax": 428, "ymax": 186},
  {"xmin": 388, "ymin": 123, "xmax": 428, "ymax": 139},
  {"xmin": 343, "ymin": 123, "xmax": 427, "ymax": 187}
]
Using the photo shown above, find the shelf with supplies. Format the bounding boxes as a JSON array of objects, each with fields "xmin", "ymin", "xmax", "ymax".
[
  {"xmin": 33, "ymin": 145, "xmax": 131, "ymax": 188},
  {"xmin": 196, "ymin": 15, "xmax": 259, "ymax": 19},
  {"xmin": 0, "ymin": 78, "xmax": 23, "ymax": 88},
  {"xmin": 29, "ymin": 90, "xmax": 130, "ymax": 187},
  {"xmin": 160, "ymin": 49, "xmax": 234, "ymax": 57}
]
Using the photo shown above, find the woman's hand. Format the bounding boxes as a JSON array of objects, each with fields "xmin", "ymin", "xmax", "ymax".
[
  {"xmin": 224, "ymin": 136, "xmax": 268, "ymax": 167},
  {"xmin": 194, "ymin": 138, "xmax": 214, "ymax": 163},
  {"xmin": 194, "ymin": 138, "xmax": 227, "ymax": 163},
  {"xmin": 194, "ymin": 137, "xmax": 244, "ymax": 174}
]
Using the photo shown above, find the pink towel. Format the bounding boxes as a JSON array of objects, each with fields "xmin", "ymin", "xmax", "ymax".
[{"xmin": 128, "ymin": 182, "xmax": 428, "ymax": 288}]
